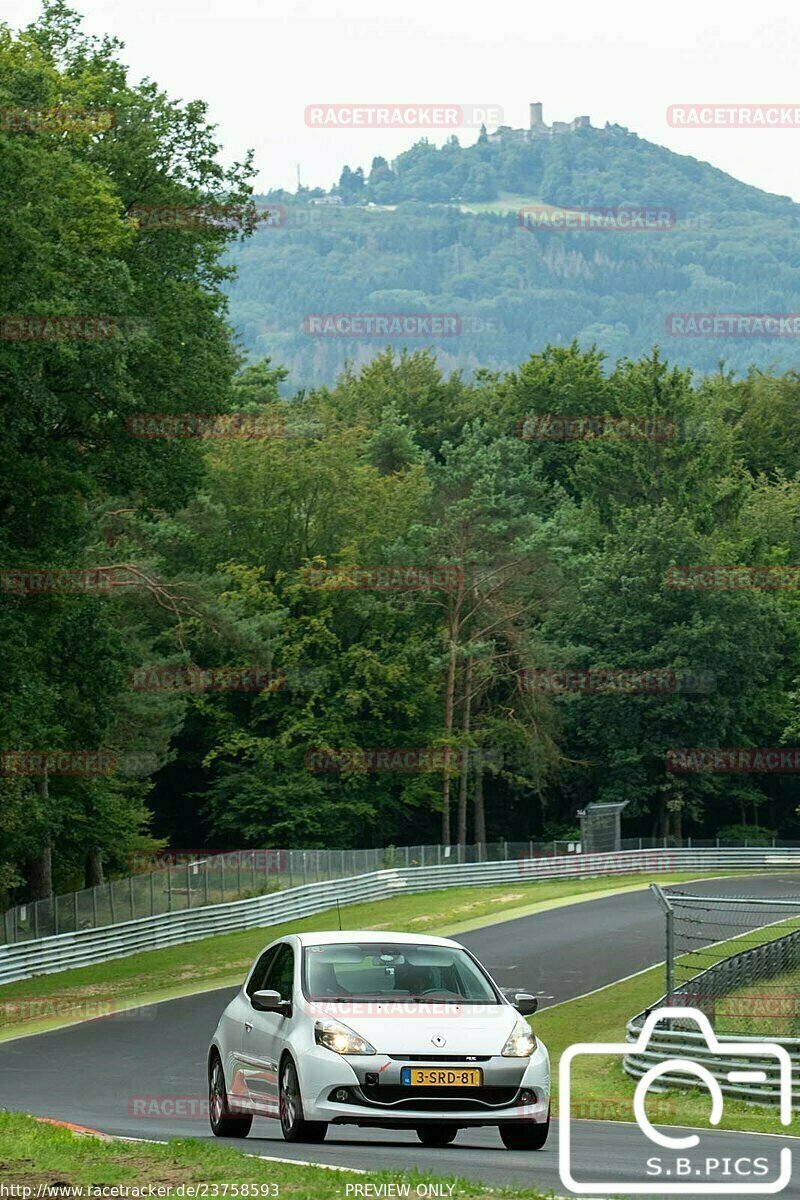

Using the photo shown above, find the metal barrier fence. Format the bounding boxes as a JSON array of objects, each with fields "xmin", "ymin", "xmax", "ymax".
[
  {"xmin": 624, "ymin": 890, "xmax": 800, "ymax": 1106},
  {"xmin": 3, "ymin": 834, "xmax": 796, "ymax": 947},
  {"xmin": 1, "ymin": 845, "xmax": 798, "ymax": 987}
]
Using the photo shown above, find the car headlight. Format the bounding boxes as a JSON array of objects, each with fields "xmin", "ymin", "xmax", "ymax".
[
  {"xmin": 502, "ymin": 1018, "xmax": 537, "ymax": 1057},
  {"xmin": 314, "ymin": 1018, "xmax": 376, "ymax": 1055}
]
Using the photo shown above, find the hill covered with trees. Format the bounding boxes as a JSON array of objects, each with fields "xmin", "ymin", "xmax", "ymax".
[{"xmin": 227, "ymin": 124, "xmax": 800, "ymax": 386}]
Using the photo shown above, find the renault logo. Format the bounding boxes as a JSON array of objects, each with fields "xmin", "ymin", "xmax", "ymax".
[{"xmin": 431, "ymin": 1034, "xmax": 446, "ymax": 1048}]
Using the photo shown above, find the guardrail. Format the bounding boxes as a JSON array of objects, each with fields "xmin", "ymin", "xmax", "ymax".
[
  {"xmin": 624, "ymin": 904, "xmax": 800, "ymax": 1106},
  {"xmin": 1, "ymin": 845, "xmax": 798, "ymax": 987},
  {"xmin": 5, "ymin": 834, "xmax": 796, "ymax": 946}
]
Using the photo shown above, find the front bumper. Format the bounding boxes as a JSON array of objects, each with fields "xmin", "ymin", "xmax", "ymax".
[{"xmin": 299, "ymin": 1043, "xmax": 551, "ymax": 1127}]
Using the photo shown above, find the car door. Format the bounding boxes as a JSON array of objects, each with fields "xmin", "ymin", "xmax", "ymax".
[{"xmin": 239, "ymin": 941, "xmax": 295, "ymax": 1115}]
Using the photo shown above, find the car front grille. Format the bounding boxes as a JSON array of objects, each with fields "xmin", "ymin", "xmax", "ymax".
[
  {"xmin": 387, "ymin": 1054, "xmax": 491, "ymax": 1062},
  {"xmin": 359, "ymin": 1085, "xmax": 520, "ymax": 1110}
]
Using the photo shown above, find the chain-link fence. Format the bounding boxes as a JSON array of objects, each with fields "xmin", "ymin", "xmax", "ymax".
[
  {"xmin": 2, "ymin": 834, "xmax": 796, "ymax": 946},
  {"xmin": 652, "ymin": 884, "xmax": 800, "ymax": 1036}
]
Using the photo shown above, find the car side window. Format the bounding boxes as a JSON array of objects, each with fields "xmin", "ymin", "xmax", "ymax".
[
  {"xmin": 264, "ymin": 943, "xmax": 294, "ymax": 1000},
  {"xmin": 246, "ymin": 945, "xmax": 279, "ymax": 998}
]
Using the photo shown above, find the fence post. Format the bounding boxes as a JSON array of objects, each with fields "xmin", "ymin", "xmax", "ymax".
[
  {"xmin": 186, "ymin": 862, "xmax": 192, "ymax": 908},
  {"xmin": 129, "ymin": 875, "xmax": 135, "ymax": 920},
  {"xmin": 220, "ymin": 857, "xmax": 225, "ymax": 903},
  {"xmin": 109, "ymin": 882, "xmax": 115, "ymax": 924},
  {"xmin": 167, "ymin": 867, "xmax": 172, "ymax": 912},
  {"xmin": 237, "ymin": 854, "xmax": 242, "ymax": 897},
  {"xmin": 649, "ymin": 883, "xmax": 675, "ymax": 1005},
  {"xmin": 149, "ymin": 872, "xmax": 155, "ymax": 916},
  {"xmin": 74, "ymin": 891, "xmax": 79, "ymax": 931},
  {"xmin": 205, "ymin": 860, "xmax": 210, "ymax": 905}
]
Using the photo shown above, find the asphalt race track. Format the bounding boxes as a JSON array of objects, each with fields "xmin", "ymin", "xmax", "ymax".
[{"xmin": 1, "ymin": 873, "xmax": 799, "ymax": 1198}]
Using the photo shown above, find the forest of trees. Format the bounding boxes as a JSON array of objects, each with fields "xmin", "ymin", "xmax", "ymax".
[{"xmin": 4, "ymin": 5, "xmax": 800, "ymax": 910}]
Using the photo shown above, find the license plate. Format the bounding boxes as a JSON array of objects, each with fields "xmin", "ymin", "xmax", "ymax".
[{"xmin": 401, "ymin": 1067, "xmax": 482, "ymax": 1087}]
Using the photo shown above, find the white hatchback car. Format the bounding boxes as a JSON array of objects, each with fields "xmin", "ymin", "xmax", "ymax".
[{"xmin": 208, "ymin": 929, "xmax": 550, "ymax": 1150}]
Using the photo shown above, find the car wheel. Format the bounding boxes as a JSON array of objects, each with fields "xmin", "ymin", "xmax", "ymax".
[
  {"xmin": 499, "ymin": 1111, "xmax": 550, "ymax": 1151},
  {"xmin": 209, "ymin": 1053, "xmax": 252, "ymax": 1138},
  {"xmin": 416, "ymin": 1125, "xmax": 458, "ymax": 1147},
  {"xmin": 279, "ymin": 1057, "xmax": 327, "ymax": 1143}
]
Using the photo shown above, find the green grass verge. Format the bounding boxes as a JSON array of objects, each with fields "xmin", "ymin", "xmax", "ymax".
[
  {"xmin": 0, "ymin": 872, "xmax": 746, "ymax": 1042},
  {"xmin": 535, "ymin": 917, "xmax": 800, "ymax": 1137},
  {"xmin": 0, "ymin": 1110, "xmax": 550, "ymax": 1197}
]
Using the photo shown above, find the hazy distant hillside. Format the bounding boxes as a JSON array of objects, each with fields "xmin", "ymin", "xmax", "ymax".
[{"xmin": 225, "ymin": 124, "xmax": 800, "ymax": 386}]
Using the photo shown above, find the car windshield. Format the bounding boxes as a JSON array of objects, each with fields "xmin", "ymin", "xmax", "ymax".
[{"xmin": 302, "ymin": 942, "xmax": 499, "ymax": 1004}]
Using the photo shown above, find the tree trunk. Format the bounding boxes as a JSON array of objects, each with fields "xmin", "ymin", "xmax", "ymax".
[
  {"xmin": 473, "ymin": 760, "xmax": 486, "ymax": 845},
  {"xmin": 440, "ymin": 628, "xmax": 458, "ymax": 846},
  {"xmin": 456, "ymin": 655, "xmax": 473, "ymax": 847},
  {"xmin": 85, "ymin": 848, "xmax": 104, "ymax": 888},
  {"xmin": 670, "ymin": 804, "xmax": 682, "ymax": 842},
  {"xmin": 27, "ymin": 778, "xmax": 52, "ymax": 899}
]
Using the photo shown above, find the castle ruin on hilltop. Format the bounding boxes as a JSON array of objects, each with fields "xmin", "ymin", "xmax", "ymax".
[{"xmin": 488, "ymin": 102, "xmax": 591, "ymax": 144}]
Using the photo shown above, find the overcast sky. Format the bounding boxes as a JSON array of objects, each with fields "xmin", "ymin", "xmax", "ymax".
[{"xmin": 7, "ymin": 0, "xmax": 800, "ymax": 200}]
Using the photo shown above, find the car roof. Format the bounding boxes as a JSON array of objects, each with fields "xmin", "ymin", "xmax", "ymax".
[{"xmin": 294, "ymin": 929, "xmax": 463, "ymax": 948}]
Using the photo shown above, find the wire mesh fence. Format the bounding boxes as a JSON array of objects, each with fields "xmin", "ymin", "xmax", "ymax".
[
  {"xmin": 2, "ymin": 833, "xmax": 795, "ymax": 947},
  {"xmin": 655, "ymin": 885, "xmax": 800, "ymax": 1037}
]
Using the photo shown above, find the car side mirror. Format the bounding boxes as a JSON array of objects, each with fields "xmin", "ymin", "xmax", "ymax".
[
  {"xmin": 251, "ymin": 988, "xmax": 292, "ymax": 1015},
  {"xmin": 513, "ymin": 992, "xmax": 538, "ymax": 1016}
]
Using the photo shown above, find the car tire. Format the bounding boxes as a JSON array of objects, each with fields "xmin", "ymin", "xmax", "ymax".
[
  {"xmin": 209, "ymin": 1053, "xmax": 253, "ymax": 1138},
  {"xmin": 279, "ymin": 1056, "xmax": 328, "ymax": 1143},
  {"xmin": 499, "ymin": 1111, "xmax": 550, "ymax": 1151},
  {"xmin": 416, "ymin": 1125, "xmax": 458, "ymax": 1147}
]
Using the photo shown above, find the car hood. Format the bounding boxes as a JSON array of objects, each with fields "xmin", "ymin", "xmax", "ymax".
[{"xmin": 303, "ymin": 999, "xmax": 521, "ymax": 1054}]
